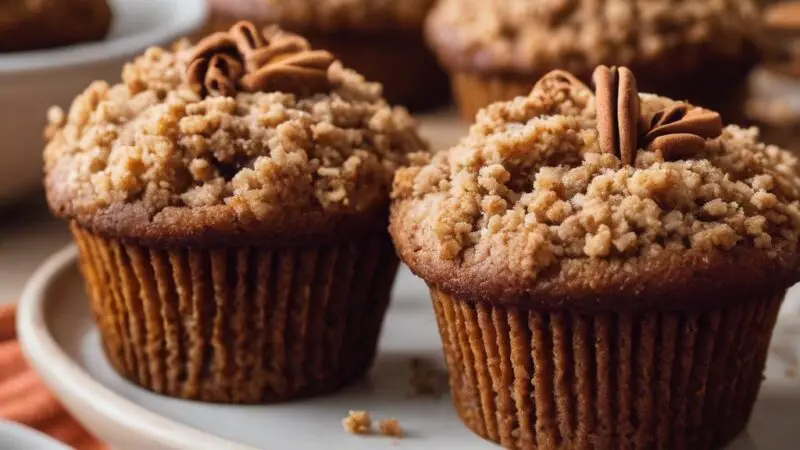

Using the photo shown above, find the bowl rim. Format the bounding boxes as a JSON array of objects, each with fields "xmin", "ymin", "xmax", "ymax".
[
  {"xmin": 16, "ymin": 245, "xmax": 252, "ymax": 450},
  {"xmin": 0, "ymin": 420, "xmax": 71, "ymax": 450},
  {"xmin": 0, "ymin": 0, "xmax": 208, "ymax": 74}
]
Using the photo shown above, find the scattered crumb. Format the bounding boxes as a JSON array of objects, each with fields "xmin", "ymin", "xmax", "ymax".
[
  {"xmin": 379, "ymin": 419, "xmax": 405, "ymax": 438},
  {"xmin": 409, "ymin": 357, "xmax": 449, "ymax": 398},
  {"xmin": 342, "ymin": 411, "xmax": 406, "ymax": 440},
  {"xmin": 343, "ymin": 410, "xmax": 372, "ymax": 435},
  {"xmin": 786, "ymin": 367, "xmax": 797, "ymax": 379}
]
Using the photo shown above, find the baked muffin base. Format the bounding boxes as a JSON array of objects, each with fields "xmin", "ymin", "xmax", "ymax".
[
  {"xmin": 72, "ymin": 223, "xmax": 399, "ymax": 403},
  {"xmin": 429, "ymin": 287, "xmax": 784, "ymax": 450},
  {"xmin": 208, "ymin": 13, "xmax": 450, "ymax": 111}
]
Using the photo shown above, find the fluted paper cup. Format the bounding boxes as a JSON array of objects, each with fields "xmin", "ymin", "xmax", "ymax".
[{"xmin": 72, "ymin": 223, "xmax": 399, "ymax": 403}]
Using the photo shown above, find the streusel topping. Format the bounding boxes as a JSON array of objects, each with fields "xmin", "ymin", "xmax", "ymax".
[
  {"xmin": 392, "ymin": 77, "xmax": 800, "ymax": 281},
  {"xmin": 44, "ymin": 39, "xmax": 427, "ymax": 225},
  {"xmin": 425, "ymin": 0, "xmax": 759, "ymax": 73},
  {"xmin": 210, "ymin": 0, "xmax": 435, "ymax": 31}
]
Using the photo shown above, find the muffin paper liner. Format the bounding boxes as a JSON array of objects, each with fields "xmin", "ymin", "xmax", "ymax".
[
  {"xmin": 72, "ymin": 223, "xmax": 399, "ymax": 403},
  {"xmin": 429, "ymin": 287, "xmax": 784, "ymax": 450}
]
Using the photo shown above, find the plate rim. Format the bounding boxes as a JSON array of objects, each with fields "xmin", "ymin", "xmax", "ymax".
[
  {"xmin": 17, "ymin": 244, "xmax": 252, "ymax": 450},
  {"xmin": 0, "ymin": 420, "xmax": 71, "ymax": 450},
  {"xmin": 16, "ymin": 244, "xmax": 800, "ymax": 450},
  {"xmin": 0, "ymin": 0, "xmax": 208, "ymax": 74}
]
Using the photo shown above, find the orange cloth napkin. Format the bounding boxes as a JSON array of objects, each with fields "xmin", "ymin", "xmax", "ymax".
[{"xmin": 0, "ymin": 305, "xmax": 106, "ymax": 450}]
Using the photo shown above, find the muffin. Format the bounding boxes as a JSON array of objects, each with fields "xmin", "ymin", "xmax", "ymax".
[
  {"xmin": 207, "ymin": 0, "xmax": 449, "ymax": 111},
  {"xmin": 390, "ymin": 67, "xmax": 800, "ymax": 449},
  {"xmin": 44, "ymin": 21, "xmax": 428, "ymax": 403},
  {"xmin": 425, "ymin": 0, "xmax": 762, "ymax": 122},
  {"xmin": 0, "ymin": 0, "xmax": 112, "ymax": 52},
  {"xmin": 745, "ymin": 1, "xmax": 800, "ymax": 152},
  {"xmin": 746, "ymin": 65, "xmax": 800, "ymax": 152}
]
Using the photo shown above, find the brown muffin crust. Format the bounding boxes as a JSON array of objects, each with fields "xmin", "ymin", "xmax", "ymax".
[
  {"xmin": 390, "ymin": 73, "xmax": 800, "ymax": 311},
  {"xmin": 425, "ymin": 0, "xmax": 760, "ymax": 75},
  {"xmin": 0, "ymin": 0, "xmax": 112, "ymax": 52},
  {"xmin": 44, "ymin": 36, "xmax": 428, "ymax": 246},
  {"xmin": 208, "ymin": 0, "xmax": 435, "ymax": 32}
]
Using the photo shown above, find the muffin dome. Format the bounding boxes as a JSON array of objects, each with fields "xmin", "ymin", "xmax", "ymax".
[
  {"xmin": 425, "ymin": 0, "xmax": 760, "ymax": 75},
  {"xmin": 390, "ymin": 69, "xmax": 800, "ymax": 311},
  {"xmin": 44, "ymin": 24, "xmax": 427, "ymax": 246}
]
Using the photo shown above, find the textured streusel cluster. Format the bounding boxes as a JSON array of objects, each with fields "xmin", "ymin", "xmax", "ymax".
[
  {"xmin": 392, "ymin": 81, "xmax": 800, "ymax": 277},
  {"xmin": 426, "ymin": 0, "xmax": 759, "ymax": 73},
  {"xmin": 44, "ymin": 43, "xmax": 427, "ymax": 222},
  {"xmin": 210, "ymin": 0, "xmax": 435, "ymax": 30}
]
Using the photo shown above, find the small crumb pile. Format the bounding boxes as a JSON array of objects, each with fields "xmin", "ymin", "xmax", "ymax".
[
  {"xmin": 342, "ymin": 410, "xmax": 372, "ymax": 435},
  {"xmin": 342, "ymin": 410, "xmax": 405, "ymax": 438},
  {"xmin": 379, "ymin": 419, "xmax": 405, "ymax": 438}
]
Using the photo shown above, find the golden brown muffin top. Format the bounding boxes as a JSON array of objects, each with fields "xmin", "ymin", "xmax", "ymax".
[
  {"xmin": 390, "ymin": 68, "xmax": 800, "ymax": 311},
  {"xmin": 0, "ymin": 0, "xmax": 111, "ymax": 52},
  {"xmin": 209, "ymin": 0, "xmax": 436, "ymax": 31},
  {"xmin": 425, "ymin": 0, "xmax": 760, "ymax": 74},
  {"xmin": 44, "ymin": 23, "xmax": 428, "ymax": 246}
]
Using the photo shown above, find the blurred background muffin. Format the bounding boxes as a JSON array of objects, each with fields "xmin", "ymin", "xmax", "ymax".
[
  {"xmin": 0, "ymin": 0, "xmax": 112, "ymax": 52},
  {"xmin": 426, "ymin": 0, "xmax": 762, "ymax": 122},
  {"xmin": 745, "ymin": 1, "xmax": 800, "ymax": 153},
  {"xmin": 207, "ymin": 0, "xmax": 449, "ymax": 111}
]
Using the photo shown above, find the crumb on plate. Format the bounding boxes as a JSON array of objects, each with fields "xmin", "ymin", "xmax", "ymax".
[
  {"xmin": 343, "ymin": 410, "xmax": 372, "ymax": 435},
  {"xmin": 379, "ymin": 418, "xmax": 405, "ymax": 438}
]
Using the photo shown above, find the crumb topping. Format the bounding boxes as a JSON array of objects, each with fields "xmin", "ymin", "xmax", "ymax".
[
  {"xmin": 342, "ymin": 411, "xmax": 405, "ymax": 438},
  {"xmin": 378, "ymin": 419, "xmax": 404, "ymax": 438},
  {"xmin": 44, "ymin": 39, "xmax": 427, "ymax": 226},
  {"xmin": 391, "ymin": 80, "xmax": 800, "ymax": 282},
  {"xmin": 342, "ymin": 410, "xmax": 372, "ymax": 434},
  {"xmin": 425, "ymin": 0, "xmax": 759, "ymax": 73},
  {"xmin": 210, "ymin": 0, "xmax": 435, "ymax": 31}
]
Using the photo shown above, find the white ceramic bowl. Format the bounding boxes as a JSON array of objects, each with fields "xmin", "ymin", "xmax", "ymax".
[
  {"xmin": 0, "ymin": 421, "xmax": 71, "ymax": 450},
  {"xmin": 0, "ymin": 0, "xmax": 207, "ymax": 206}
]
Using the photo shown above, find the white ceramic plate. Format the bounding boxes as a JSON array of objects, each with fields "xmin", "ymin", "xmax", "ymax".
[
  {"xmin": 0, "ymin": 0, "xmax": 207, "ymax": 205},
  {"xmin": 0, "ymin": 421, "xmax": 71, "ymax": 450},
  {"xmin": 16, "ymin": 244, "xmax": 800, "ymax": 450}
]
